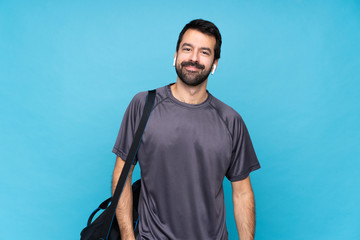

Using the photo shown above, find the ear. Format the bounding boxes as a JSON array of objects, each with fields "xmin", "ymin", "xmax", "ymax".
[
  {"xmin": 173, "ymin": 53, "xmax": 177, "ymax": 66},
  {"xmin": 211, "ymin": 59, "xmax": 219, "ymax": 74}
]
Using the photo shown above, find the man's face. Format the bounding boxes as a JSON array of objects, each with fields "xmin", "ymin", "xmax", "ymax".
[{"xmin": 175, "ymin": 29, "xmax": 218, "ymax": 87}]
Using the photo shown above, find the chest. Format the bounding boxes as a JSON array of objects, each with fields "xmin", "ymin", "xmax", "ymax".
[{"xmin": 138, "ymin": 104, "xmax": 232, "ymax": 172}]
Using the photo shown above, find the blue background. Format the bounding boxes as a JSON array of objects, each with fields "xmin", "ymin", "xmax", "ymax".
[{"xmin": 1, "ymin": 0, "xmax": 359, "ymax": 239}]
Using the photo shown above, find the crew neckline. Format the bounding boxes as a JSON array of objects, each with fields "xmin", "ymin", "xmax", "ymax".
[{"xmin": 166, "ymin": 83, "xmax": 212, "ymax": 109}]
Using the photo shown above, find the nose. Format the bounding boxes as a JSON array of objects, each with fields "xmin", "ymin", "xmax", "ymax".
[{"xmin": 189, "ymin": 50, "xmax": 200, "ymax": 62}]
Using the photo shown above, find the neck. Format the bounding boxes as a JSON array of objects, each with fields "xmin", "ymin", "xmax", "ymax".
[{"xmin": 170, "ymin": 79, "xmax": 208, "ymax": 104}]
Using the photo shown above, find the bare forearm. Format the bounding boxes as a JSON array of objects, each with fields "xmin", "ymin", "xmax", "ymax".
[
  {"xmin": 112, "ymin": 163, "xmax": 135, "ymax": 240},
  {"xmin": 233, "ymin": 191, "xmax": 256, "ymax": 240}
]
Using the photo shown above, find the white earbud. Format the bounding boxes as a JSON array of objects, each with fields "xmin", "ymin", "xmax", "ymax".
[
  {"xmin": 173, "ymin": 57, "xmax": 176, "ymax": 66},
  {"xmin": 211, "ymin": 64, "xmax": 217, "ymax": 75}
]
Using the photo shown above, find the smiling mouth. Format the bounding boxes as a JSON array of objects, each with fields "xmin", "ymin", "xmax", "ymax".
[
  {"xmin": 181, "ymin": 61, "xmax": 205, "ymax": 72},
  {"xmin": 185, "ymin": 65, "xmax": 201, "ymax": 72}
]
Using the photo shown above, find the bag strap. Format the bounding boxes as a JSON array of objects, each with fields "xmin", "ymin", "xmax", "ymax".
[{"xmin": 104, "ymin": 89, "xmax": 156, "ymax": 239}]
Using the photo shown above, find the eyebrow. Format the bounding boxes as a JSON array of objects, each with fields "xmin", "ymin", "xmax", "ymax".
[{"xmin": 181, "ymin": 43, "xmax": 212, "ymax": 54}]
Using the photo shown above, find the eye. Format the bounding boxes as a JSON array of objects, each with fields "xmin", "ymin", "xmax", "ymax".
[
  {"xmin": 201, "ymin": 50, "xmax": 210, "ymax": 55},
  {"xmin": 183, "ymin": 47, "xmax": 191, "ymax": 52}
]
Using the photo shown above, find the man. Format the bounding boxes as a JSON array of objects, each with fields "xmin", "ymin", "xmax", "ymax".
[{"xmin": 112, "ymin": 19, "xmax": 261, "ymax": 240}]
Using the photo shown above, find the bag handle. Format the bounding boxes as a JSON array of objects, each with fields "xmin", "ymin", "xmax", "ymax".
[
  {"xmin": 87, "ymin": 197, "xmax": 112, "ymax": 226},
  {"xmin": 103, "ymin": 89, "xmax": 156, "ymax": 239}
]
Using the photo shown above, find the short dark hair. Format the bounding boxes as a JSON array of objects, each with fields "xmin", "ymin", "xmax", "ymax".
[{"xmin": 176, "ymin": 19, "xmax": 222, "ymax": 60}]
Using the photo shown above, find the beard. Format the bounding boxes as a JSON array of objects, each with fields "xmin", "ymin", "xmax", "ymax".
[{"xmin": 175, "ymin": 60, "xmax": 212, "ymax": 87}]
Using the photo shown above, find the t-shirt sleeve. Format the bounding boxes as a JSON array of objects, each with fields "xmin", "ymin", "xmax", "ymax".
[
  {"xmin": 226, "ymin": 115, "xmax": 261, "ymax": 181},
  {"xmin": 112, "ymin": 92, "xmax": 146, "ymax": 165}
]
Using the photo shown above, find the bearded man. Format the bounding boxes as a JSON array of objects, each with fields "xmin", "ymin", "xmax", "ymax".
[{"xmin": 112, "ymin": 19, "xmax": 261, "ymax": 240}]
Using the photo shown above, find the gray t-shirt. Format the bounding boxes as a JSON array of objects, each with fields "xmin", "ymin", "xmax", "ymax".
[{"xmin": 113, "ymin": 84, "xmax": 260, "ymax": 240}]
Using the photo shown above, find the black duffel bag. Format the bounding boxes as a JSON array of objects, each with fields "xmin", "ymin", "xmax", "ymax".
[
  {"xmin": 80, "ymin": 90, "xmax": 156, "ymax": 240},
  {"xmin": 80, "ymin": 180, "xmax": 141, "ymax": 239}
]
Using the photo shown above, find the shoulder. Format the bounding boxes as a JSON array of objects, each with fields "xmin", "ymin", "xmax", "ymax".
[
  {"xmin": 210, "ymin": 95, "xmax": 244, "ymax": 123},
  {"xmin": 130, "ymin": 85, "xmax": 169, "ymax": 109},
  {"xmin": 209, "ymin": 95, "xmax": 246, "ymax": 135},
  {"xmin": 131, "ymin": 90, "xmax": 148, "ymax": 106}
]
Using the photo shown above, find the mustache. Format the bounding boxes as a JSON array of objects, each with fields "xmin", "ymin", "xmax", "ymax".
[{"xmin": 181, "ymin": 61, "xmax": 205, "ymax": 70}]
